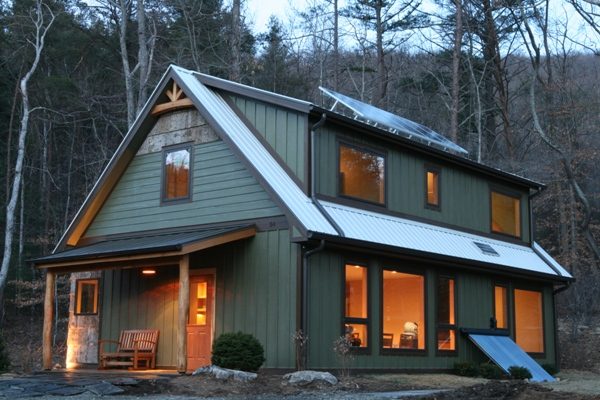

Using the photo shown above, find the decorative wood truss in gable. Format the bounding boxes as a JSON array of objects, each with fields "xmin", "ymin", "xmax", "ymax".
[{"xmin": 151, "ymin": 81, "xmax": 194, "ymax": 116}]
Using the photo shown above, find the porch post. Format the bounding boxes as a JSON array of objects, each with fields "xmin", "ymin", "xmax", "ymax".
[
  {"xmin": 177, "ymin": 254, "xmax": 190, "ymax": 372},
  {"xmin": 42, "ymin": 271, "xmax": 56, "ymax": 370}
]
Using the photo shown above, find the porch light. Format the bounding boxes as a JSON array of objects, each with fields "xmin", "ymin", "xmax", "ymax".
[{"xmin": 142, "ymin": 269, "xmax": 156, "ymax": 275}]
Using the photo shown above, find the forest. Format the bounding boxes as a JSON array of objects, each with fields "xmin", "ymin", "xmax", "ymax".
[{"xmin": 0, "ymin": 0, "xmax": 599, "ymax": 370}]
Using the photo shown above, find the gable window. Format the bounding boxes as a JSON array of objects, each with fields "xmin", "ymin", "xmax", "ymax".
[
  {"xmin": 514, "ymin": 288, "xmax": 544, "ymax": 353},
  {"xmin": 425, "ymin": 166, "xmax": 440, "ymax": 209},
  {"xmin": 382, "ymin": 269, "xmax": 425, "ymax": 350},
  {"xmin": 163, "ymin": 145, "xmax": 192, "ymax": 202},
  {"xmin": 339, "ymin": 143, "xmax": 385, "ymax": 205},
  {"xmin": 491, "ymin": 190, "xmax": 521, "ymax": 237},
  {"xmin": 75, "ymin": 279, "xmax": 99, "ymax": 315},
  {"xmin": 494, "ymin": 285, "xmax": 508, "ymax": 329},
  {"xmin": 436, "ymin": 276, "xmax": 456, "ymax": 351},
  {"xmin": 344, "ymin": 264, "xmax": 369, "ymax": 348}
]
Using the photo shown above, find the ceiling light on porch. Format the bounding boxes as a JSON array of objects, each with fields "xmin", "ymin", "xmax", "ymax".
[{"xmin": 142, "ymin": 269, "xmax": 156, "ymax": 275}]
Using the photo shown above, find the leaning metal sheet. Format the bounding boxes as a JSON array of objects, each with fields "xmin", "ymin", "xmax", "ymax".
[
  {"xmin": 468, "ymin": 334, "xmax": 555, "ymax": 382},
  {"xmin": 320, "ymin": 87, "xmax": 468, "ymax": 155}
]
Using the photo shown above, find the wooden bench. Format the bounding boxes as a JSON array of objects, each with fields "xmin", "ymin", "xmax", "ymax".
[{"xmin": 99, "ymin": 329, "xmax": 159, "ymax": 370}]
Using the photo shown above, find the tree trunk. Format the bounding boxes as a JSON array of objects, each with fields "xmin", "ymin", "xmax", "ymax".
[
  {"xmin": 136, "ymin": 0, "xmax": 149, "ymax": 115},
  {"xmin": 230, "ymin": 0, "xmax": 242, "ymax": 82},
  {"xmin": 373, "ymin": 1, "xmax": 387, "ymax": 107},
  {"xmin": 333, "ymin": 0, "xmax": 339, "ymax": 91},
  {"xmin": 449, "ymin": 0, "xmax": 463, "ymax": 143}
]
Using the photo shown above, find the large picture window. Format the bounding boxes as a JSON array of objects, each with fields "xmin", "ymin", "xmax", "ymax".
[
  {"xmin": 382, "ymin": 269, "xmax": 425, "ymax": 350},
  {"xmin": 491, "ymin": 190, "xmax": 521, "ymax": 237},
  {"xmin": 339, "ymin": 144, "xmax": 385, "ymax": 204},
  {"xmin": 163, "ymin": 145, "xmax": 192, "ymax": 202},
  {"xmin": 75, "ymin": 279, "xmax": 99, "ymax": 315},
  {"xmin": 436, "ymin": 276, "xmax": 456, "ymax": 351},
  {"xmin": 514, "ymin": 289, "xmax": 544, "ymax": 353},
  {"xmin": 344, "ymin": 264, "xmax": 368, "ymax": 348}
]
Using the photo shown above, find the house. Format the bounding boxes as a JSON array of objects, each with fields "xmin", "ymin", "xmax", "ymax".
[{"xmin": 34, "ymin": 65, "xmax": 572, "ymax": 377}]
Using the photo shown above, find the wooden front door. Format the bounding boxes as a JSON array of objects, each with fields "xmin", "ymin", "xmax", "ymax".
[{"xmin": 186, "ymin": 274, "xmax": 214, "ymax": 372}]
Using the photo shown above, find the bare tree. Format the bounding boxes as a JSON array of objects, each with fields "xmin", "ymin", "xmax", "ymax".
[
  {"xmin": 449, "ymin": 0, "xmax": 463, "ymax": 142},
  {"xmin": 1, "ymin": 0, "xmax": 55, "ymax": 307}
]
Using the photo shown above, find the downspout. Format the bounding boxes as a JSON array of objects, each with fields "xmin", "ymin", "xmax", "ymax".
[
  {"xmin": 552, "ymin": 281, "xmax": 572, "ymax": 371},
  {"xmin": 301, "ymin": 239, "xmax": 325, "ymax": 369}
]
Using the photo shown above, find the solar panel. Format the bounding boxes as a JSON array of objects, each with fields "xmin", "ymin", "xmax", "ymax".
[{"xmin": 319, "ymin": 87, "xmax": 468, "ymax": 155}]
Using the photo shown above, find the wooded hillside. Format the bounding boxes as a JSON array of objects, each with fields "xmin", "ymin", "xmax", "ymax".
[{"xmin": 1, "ymin": 0, "xmax": 599, "ymax": 370}]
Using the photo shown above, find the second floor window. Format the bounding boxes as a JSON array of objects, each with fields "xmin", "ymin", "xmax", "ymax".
[
  {"xmin": 163, "ymin": 145, "xmax": 192, "ymax": 202},
  {"xmin": 425, "ymin": 166, "xmax": 440, "ymax": 209},
  {"xmin": 339, "ymin": 143, "xmax": 385, "ymax": 205},
  {"xmin": 491, "ymin": 190, "xmax": 521, "ymax": 237}
]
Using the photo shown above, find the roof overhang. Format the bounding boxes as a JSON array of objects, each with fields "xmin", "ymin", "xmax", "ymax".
[{"xmin": 34, "ymin": 226, "xmax": 255, "ymax": 273}]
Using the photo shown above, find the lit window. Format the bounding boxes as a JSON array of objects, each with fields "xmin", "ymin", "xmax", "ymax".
[
  {"xmin": 75, "ymin": 279, "xmax": 98, "ymax": 315},
  {"xmin": 426, "ymin": 167, "xmax": 440, "ymax": 208},
  {"xmin": 339, "ymin": 144, "xmax": 385, "ymax": 204},
  {"xmin": 437, "ymin": 276, "xmax": 456, "ymax": 351},
  {"xmin": 190, "ymin": 280, "xmax": 208, "ymax": 325},
  {"xmin": 163, "ymin": 145, "xmax": 192, "ymax": 202},
  {"xmin": 491, "ymin": 191, "xmax": 521, "ymax": 237},
  {"xmin": 515, "ymin": 289, "xmax": 544, "ymax": 353},
  {"xmin": 344, "ymin": 264, "xmax": 368, "ymax": 348},
  {"xmin": 494, "ymin": 285, "xmax": 508, "ymax": 329},
  {"xmin": 382, "ymin": 270, "xmax": 425, "ymax": 350}
]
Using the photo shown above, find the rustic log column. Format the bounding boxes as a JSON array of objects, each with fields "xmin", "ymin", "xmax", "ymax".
[
  {"xmin": 177, "ymin": 255, "xmax": 190, "ymax": 372},
  {"xmin": 42, "ymin": 271, "xmax": 56, "ymax": 370}
]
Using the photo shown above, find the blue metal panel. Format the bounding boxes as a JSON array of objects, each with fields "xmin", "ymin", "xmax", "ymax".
[{"xmin": 468, "ymin": 334, "xmax": 555, "ymax": 382}]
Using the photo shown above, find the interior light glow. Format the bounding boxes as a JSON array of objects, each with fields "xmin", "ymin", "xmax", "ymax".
[{"xmin": 142, "ymin": 269, "xmax": 156, "ymax": 275}]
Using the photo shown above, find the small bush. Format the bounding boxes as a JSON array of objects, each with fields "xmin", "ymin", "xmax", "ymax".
[
  {"xmin": 479, "ymin": 363, "xmax": 504, "ymax": 379},
  {"xmin": 0, "ymin": 332, "xmax": 9, "ymax": 372},
  {"xmin": 508, "ymin": 365, "xmax": 532, "ymax": 380},
  {"xmin": 211, "ymin": 332, "xmax": 265, "ymax": 372},
  {"xmin": 541, "ymin": 363, "xmax": 558, "ymax": 376},
  {"xmin": 454, "ymin": 362, "xmax": 479, "ymax": 377}
]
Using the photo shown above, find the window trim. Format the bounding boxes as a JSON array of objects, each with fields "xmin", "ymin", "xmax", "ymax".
[
  {"xmin": 161, "ymin": 142, "xmax": 194, "ymax": 205},
  {"xmin": 513, "ymin": 286, "xmax": 546, "ymax": 357},
  {"xmin": 489, "ymin": 186, "xmax": 522, "ymax": 239},
  {"xmin": 342, "ymin": 260, "xmax": 371, "ymax": 354},
  {"xmin": 424, "ymin": 164, "xmax": 441, "ymax": 211},
  {"xmin": 379, "ymin": 265, "xmax": 427, "ymax": 355},
  {"xmin": 435, "ymin": 274, "xmax": 457, "ymax": 355},
  {"xmin": 74, "ymin": 278, "xmax": 99, "ymax": 316},
  {"xmin": 337, "ymin": 140, "xmax": 387, "ymax": 207}
]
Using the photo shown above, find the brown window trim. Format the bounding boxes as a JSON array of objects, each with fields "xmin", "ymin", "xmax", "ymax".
[
  {"xmin": 424, "ymin": 164, "xmax": 441, "ymax": 211},
  {"xmin": 489, "ymin": 186, "xmax": 523, "ymax": 239},
  {"xmin": 75, "ymin": 278, "xmax": 99, "ymax": 316},
  {"xmin": 435, "ymin": 274, "xmax": 457, "ymax": 355},
  {"xmin": 337, "ymin": 140, "xmax": 387, "ymax": 207},
  {"xmin": 161, "ymin": 142, "xmax": 194, "ymax": 205},
  {"xmin": 342, "ymin": 261, "xmax": 371, "ymax": 354}
]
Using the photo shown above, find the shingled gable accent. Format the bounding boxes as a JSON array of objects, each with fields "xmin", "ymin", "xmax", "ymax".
[{"xmin": 54, "ymin": 65, "xmax": 336, "ymax": 252}]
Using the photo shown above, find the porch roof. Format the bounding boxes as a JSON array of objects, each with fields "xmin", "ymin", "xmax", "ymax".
[{"xmin": 33, "ymin": 225, "xmax": 255, "ymax": 270}]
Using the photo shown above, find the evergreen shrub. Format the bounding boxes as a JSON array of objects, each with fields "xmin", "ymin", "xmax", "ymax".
[
  {"xmin": 508, "ymin": 365, "xmax": 532, "ymax": 380},
  {"xmin": 453, "ymin": 362, "xmax": 479, "ymax": 377},
  {"xmin": 211, "ymin": 332, "xmax": 265, "ymax": 372}
]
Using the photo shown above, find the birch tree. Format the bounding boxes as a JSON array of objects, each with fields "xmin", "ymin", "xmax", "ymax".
[{"xmin": 1, "ymin": 0, "xmax": 55, "ymax": 307}]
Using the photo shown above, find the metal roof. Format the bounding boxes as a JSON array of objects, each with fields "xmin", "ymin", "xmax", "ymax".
[
  {"xmin": 173, "ymin": 66, "xmax": 338, "ymax": 236},
  {"xmin": 468, "ymin": 333, "xmax": 555, "ymax": 382},
  {"xmin": 318, "ymin": 201, "xmax": 572, "ymax": 280},
  {"xmin": 34, "ymin": 226, "xmax": 250, "ymax": 264}
]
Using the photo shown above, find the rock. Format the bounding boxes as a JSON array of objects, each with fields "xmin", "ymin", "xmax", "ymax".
[
  {"xmin": 282, "ymin": 370, "xmax": 338, "ymax": 386},
  {"xmin": 192, "ymin": 365, "xmax": 257, "ymax": 382},
  {"xmin": 110, "ymin": 377, "xmax": 140, "ymax": 386},
  {"xmin": 85, "ymin": 381, "xmax": 125, "ymax": 395}
]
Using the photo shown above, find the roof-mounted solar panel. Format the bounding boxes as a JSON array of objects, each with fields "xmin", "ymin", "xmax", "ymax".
[{"xmin": 319, "ymin": 87, "xmax": 468, "ymax": 155}]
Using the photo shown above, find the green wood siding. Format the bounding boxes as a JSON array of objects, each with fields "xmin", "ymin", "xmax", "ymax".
[
  {"xmin": 307, "ymin": 249, "xmax": 555, "ymax": 370},
  {"xmin": 316, "ymin": 126, "xmax": 531, "ymax": 243},
  {"xmin": 230, "ymin": 94, "xmax": 307, "ymax": 186},
  {"xmin": 100, "ymin": 230, "xmax": 298, "ymax": 369},
  {"xmin": 85, "ymin": 140, "xmax": 282, "ymax": 237}
]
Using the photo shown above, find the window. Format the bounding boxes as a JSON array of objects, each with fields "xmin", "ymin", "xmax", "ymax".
[
  {"xmin": 163, "ymin": 145, "xmax": 192, "ymax": 202},
  {"xmin": 344, "ymin": 264, "xmax": 368, "ymax": 348},
  {"xmin": 382, "ymin": 269, "xmax": 425, "ymax": 350},
  {"xmin": 437, "ymin": 276, "xmax": 456, "ymax": 351},
  {"xmin": 494, "ymin": 285, "xmax": 508, "ymax": 329},
  {"xmin": 514, "ymin": 289, "xmax": 544, "ymax": 353},
  {"xmin": 75, "ymin": 279, "xmax": 98, "ymax": 315},
  {"xmin": 339, "ymin": 144, "xmax": 385, "ymax": 204},
  {"xmin": 491, "ymin": 190, "xmax": 521, "ymax": 237},
  {"xmin": 425, "ymin": 166, "xmax": 440, "ymax": 209}
]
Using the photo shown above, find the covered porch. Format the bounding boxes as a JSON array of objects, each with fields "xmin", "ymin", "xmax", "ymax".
[{"xmin": 33, "ymin": 225, "xmax": 256, "ymax": 372}]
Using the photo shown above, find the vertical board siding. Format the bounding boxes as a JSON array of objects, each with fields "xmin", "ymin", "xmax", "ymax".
[
  {"xmin": 307, "ymin": 250, "xmax": 554, "ymax": 370},
  {"xmin": 316, "ymin": 126, "xmax": 531, "ymax": 243},
  {"xmin": 85, "ymin": 140, "xmax": 282, "ymax": 237},
  {"xmin": 101, "ymin": 268, "xmax": 179, "ymax": 367},
  {"xmin": 232, "ymin": 95, "xmax": 306, "ymax": 185}
]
